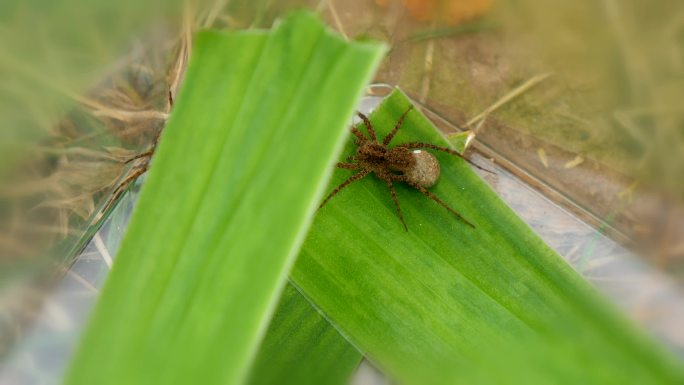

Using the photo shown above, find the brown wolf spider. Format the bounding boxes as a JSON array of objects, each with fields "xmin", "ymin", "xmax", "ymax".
[{"xmin": 319, "ymin": 106, "xmax": 488, "ymax": 231}]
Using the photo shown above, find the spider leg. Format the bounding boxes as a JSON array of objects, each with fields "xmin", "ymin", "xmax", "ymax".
[
  {"xmin": 337, "ymin": 162, "xmax": 359, "ymax": 170},
  {"xmin": 357, "ymin": 111, "xmax": 377, "ymax": 142},
  {"xmin": 380, "ymin": 174, "xmax": 408, "ymax": 231},
  {"xmin": 397, "ymin": 142, "xmax": 493, "ymax": 174},
  {"xmin": 351, "ymin": 126, "xmax": 367, "ymax": 143},
  {"xmin": 318, "ymin": 169, "xmax": 372, "ymax": 210},
  {"xmin": 383, "ymin": 105, "xmax": 414, "ymax": 145},
  {"xmin": 393, "ymin": 174, "xmax": 475, "ymax": 228}
]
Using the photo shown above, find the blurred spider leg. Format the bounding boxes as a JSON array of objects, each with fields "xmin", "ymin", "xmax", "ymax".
[
  {"xmin": 318, "ymin": 169, "xmax": 371, "ymax": 210},
  {"xmin": 382, "ymin": 175, "xmax": 408, "ymax": 231},
  {"xmin": 357, "ymin": 111, "xmax": 377, "ymax": 141},
  {"xmin": 345, "ymin": 154, "xmax": 359, "ymax": 163},
  {"xmin": 395, "ymin": 175, "xmax": 475, "ymax": 228},
  {"xmin": 351, "ymin": 126, "xmax": 367, "ymax": 143},
  {"xmin": 337, "ymin": 162, "xmax": 359, "ymax": 170},
  {"xmin": 398, "ymin": 142, "xmax": 494, "ymax": 174},
  {"xmin": 383, "ymin": 105, "xmax": 414, "ymax": 145}
]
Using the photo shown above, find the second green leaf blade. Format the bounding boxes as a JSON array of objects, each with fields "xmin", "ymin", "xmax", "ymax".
[
  {"xmin": 248, "ymin": 283, "xmax": 362, "ymax": 385},
  {"xmin": 292, "ymin": 90, "xmax": 684, "ymax": 385}
]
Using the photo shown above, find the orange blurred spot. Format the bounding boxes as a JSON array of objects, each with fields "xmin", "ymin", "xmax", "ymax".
[
  {"xmin": 376, "ymin": 0, "xmax": 493, "ymax": 25},
  {"xmin": 404, "ymin": 0, "xmax": 438, "ymax": 22},
  {"xmin": 444, "ymin": 0, "xmax": 492, "ymax": 25}
]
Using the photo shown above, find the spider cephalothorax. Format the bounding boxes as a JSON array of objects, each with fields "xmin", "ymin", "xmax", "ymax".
[{"xmin": 319, "ymin": 106, "xmax": 485, "ymax": 230}]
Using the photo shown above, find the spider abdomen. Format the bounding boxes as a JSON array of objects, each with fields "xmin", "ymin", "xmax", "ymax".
[{"xmin": 405, "ymin": 150, "xmax": 440, "ymax": 188}]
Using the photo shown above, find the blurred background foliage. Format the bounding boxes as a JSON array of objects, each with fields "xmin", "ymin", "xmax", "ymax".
[
  {"xmin": 0, "ymin": 0, "xmax": 182, "ymax": 170},
  {"xmin": 0, "ymin": 0, "xmax": 182, "ymax": 355},
  {"xmin": 0, "ymin": 0, "xmax": 181, "ymax": 273},
  {"xmin": 0, "ymin": 0, "xmax": 682, "ymax": 366}
]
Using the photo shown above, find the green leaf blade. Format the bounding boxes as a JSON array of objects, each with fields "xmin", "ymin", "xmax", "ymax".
[
  {"xmin": 65, "ymin": 12, "xmax": 384, "ymax": 385},
  {"xmin": 248, "ymin": 284, "xmax": 362, "ymax": 385}
]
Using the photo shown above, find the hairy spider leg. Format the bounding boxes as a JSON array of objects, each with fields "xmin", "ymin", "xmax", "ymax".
[
  {"xmin": 336, "ymin": 162, "xmax": 359, "ymax": 170},
  {"xmin": 318, "ymin": 169, "xmax": 372, "ymax": 210},
  {"xmin": 357, "ymin": 111, "xmax": 377, "ymax": 142},
  {"xmin": 351, "ymin": 126, "xmax": 367, "ymax": 144},
  {"xmin": 393, "ymin": 174, "xmax": 475, "ymax": 228},
  {"xmin": 383, "ymin": 105, "xmax": 414, "ymax": 145},
  {"xmin": 380, "ymin": 173, "xmax": 408, "ymax": 231},
  {"xmin": 398, "ymin": 142, "xmax": 493, "ymax": 174}
]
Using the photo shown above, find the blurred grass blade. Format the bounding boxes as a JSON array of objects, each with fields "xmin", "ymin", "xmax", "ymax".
[
  {"xmin": 0, "ymin": 0, "xmax": 182, "ymax": 172},
  {"xmin": 292, "ymin": 90, "xmax": 684, "ymax": 385},
  {"xmin": 247, "ymin": 283, "xmax": 362, "ymax": 385},
  {"xmin": 65, "ymin": 12, "xmax": 384, "ymax": 385}
]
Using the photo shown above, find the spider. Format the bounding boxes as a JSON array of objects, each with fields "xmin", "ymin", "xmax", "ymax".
[{"xmin": 319, "ymin": 106, "xmax": 488, "ymax": 231}]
